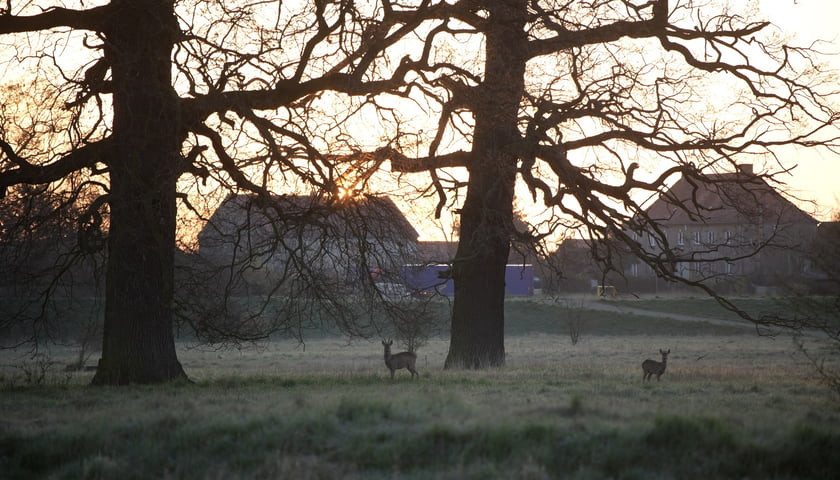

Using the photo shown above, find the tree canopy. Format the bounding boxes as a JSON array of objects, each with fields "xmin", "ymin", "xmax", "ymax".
[
  {"xmin": 384, "ymin": 0, "xmax": 839, "ymax": 366},
  {"xmin": 1, "ymin": 0, "xmax": 440, "ymax": 383},
  {"xmin": 1, "ymin": 1, "xmax": 838, "ymax": 380}
]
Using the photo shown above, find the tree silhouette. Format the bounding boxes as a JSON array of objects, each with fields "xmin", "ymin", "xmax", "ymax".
[
  {"xmin": 383, "ymin": 0, "xmax": 839, "ymax": 367},
  {"xmin": 2, "ymin": 1, "xmax": 837, "ymax": 378},
  {"xmin": 0, "ymin": 1, "xmax": 434, "ymax": 384}
]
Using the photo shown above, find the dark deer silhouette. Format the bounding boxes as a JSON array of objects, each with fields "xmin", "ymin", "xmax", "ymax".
[
  {"xmin": 381, "ymin": 339, "xmax": 418, "ymax": 379},
  {"xmin": 642, "ymin": 349, "xmax": 670, "ymax": 381}
]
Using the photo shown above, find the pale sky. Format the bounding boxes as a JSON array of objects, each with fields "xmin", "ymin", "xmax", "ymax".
[{"xmin": 759, "ymin": 0, "xmax": 840, "ymax": 220}]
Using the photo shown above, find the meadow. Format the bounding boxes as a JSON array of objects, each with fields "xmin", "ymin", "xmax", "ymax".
[{"xmin": 1, "ymin": 298, "xmax": 839, "ymax": 479}]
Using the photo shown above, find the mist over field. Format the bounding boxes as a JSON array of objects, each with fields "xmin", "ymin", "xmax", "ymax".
[{"xmin": 2, "ymin": 298, "xmax": 839, "ymax": 478}]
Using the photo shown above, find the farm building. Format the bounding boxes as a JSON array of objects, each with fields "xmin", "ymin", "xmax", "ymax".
[
  {"xmin": 402, "ymin": 263, "xmax": 535, "ymax": 297},
  {"xmin": 198, "ymin": 194, "xmax": 540, "ymax": 297},
  {"xmin": 626, "ymin": 165, "xmax": 817, "ymax": 290},
  {"xmin": 410, "ymin": 237, "xmax": 539, "ymax": 297},
  {"xmin": 197, "ymin": 193, "xmax": 420, "ymax": 291},
  {"xmin": 551, "ymin": 165, "xmax": 822, "ymax": 295}
]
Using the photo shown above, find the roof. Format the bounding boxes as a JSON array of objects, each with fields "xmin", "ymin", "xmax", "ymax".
[
  {"xmin": 415, "ymin": 240, "xmax": 540, "ymax": 264},
  {"xmin": 198, "ymin": 193, "xmax": 419, "ymax": 247},
  {"xmin": 417, "ymin": 241, "xmax": 458, "ymax": 262},
  {"xmin": 644, "ymin": 169, "xmax": 816, "ymax": 227}
]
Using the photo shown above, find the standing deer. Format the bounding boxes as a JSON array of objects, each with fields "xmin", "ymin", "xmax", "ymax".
[
  {"xmin": 642, "ymin": 349, "xmax": 670, "ymax": 381},
  {"xmin": 381, "ymin": 339, "xmax": 418, "ymax": 379}
]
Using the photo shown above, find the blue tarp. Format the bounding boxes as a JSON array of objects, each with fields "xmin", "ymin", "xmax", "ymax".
[{"xmin": 401, "ymin": 264, "xmax": 533, "ymax": 297}]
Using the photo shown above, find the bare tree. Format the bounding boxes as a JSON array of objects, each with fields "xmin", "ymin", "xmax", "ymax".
[
  {"xmin": 0, "ymin": 1, "xmax": 437, "ymax": 384},
  {"xmin": 3, "ymin": 1, "xmax": 837, "ymax": 380},
  {"xmin": 378, "ymin": 0, "xmax": 839, "ymax": 367},
  {"xmin": 0, "ymin": 80, "xmax": 107, "ymax": 354},
  {"xmin": 0, "ymin": 181, "xmax": 106, "ymax": 352}
]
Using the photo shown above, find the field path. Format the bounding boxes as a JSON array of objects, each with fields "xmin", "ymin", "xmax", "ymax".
[{"xmin": 580, "ymin": 298, "xmax": 757, "ymax": 331}]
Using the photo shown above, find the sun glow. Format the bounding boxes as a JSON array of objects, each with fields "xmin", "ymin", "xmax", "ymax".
[{"xmin": 334, "ymin": 181, "xmax": 367, "ymax": 203}]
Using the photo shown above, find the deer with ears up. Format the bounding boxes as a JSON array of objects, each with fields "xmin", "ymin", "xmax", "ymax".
[
  {"xmin": 381, "ymin": 339, "xmax": 418, "ymax": 379},
  {"xmin": 642, "ymin": 349, "xmax": 670, "ymax": 381}
]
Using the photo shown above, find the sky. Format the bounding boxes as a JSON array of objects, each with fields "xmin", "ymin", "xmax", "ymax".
[{"xmin": 759, "ymin": 0, "xmax": 840, "ymax": 219}]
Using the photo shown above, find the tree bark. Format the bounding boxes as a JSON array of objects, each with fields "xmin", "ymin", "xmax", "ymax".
[
  {"xmin": 444, "ymin": 0, "xmax": 527, "ymax": 369},
  {"xmin": 92, "ymin": 0, "xmax": 187, "ymax": 384}
]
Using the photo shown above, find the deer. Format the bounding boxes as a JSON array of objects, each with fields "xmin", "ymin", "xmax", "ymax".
[
  {"xmin": 381, "ymin": 339, "xmax": 418, "ymax": 379},
  {"xmin": 642, "ymin": 349, "xmax": 670, "ymax": 381}
]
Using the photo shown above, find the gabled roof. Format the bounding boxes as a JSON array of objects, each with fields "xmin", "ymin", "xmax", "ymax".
[
  {"xmin": 644, "ymin": 168, "xmax": 816, "ymax": 226},
  {"xmin": 198, "ymin": 193, "xmax": 419, "ymax": 246}
]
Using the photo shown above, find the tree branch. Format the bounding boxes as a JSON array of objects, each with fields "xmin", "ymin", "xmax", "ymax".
[
  {"xmin": 0, "ymin": 5, "xmax": 109, "ymax": 34},
  {"xmin": 0, "ymin": 140, "xmax": 113, "ymax": 198},
  {"xmin": 389, "ymin": 150, "xmax": 471, "ymax": 173}
]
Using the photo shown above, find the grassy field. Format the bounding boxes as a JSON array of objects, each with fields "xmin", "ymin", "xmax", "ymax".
[
  {"xmin": 606, "ymin": 295, "xmax": 825, "ymax": 323},
  {"xmin": 2, "ymin": 300, "xmax": 840, "ymax": 479}
]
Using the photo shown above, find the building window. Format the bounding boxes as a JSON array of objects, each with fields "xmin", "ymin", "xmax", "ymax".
[
  {"xmin": 708, "ymin": 231, "xmax": 715, "ymax": 244},
  {"xmin": 648, "ymin": 233, "xmax": 656, "ymax": 247},
  {"xmin": 725, "ymin": 231, "xmax": 732, "ymax": 244},
  {"xmin": 693, "ymin": 231, "xmax": 701, "ymax": 245},
  {"xmin": 677, "ymin": 230, "xmax": 685, "ymax": 245},
  {"xmin": 631, "ymin": 263, "xmax": 639, "ymax": 277}
]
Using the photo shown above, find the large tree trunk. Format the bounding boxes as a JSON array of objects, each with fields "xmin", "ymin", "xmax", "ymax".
[
  {"xmin": 92, "ymin": 0, "xmax": 187, "ymax": 384},
  {"xmin": 444, "ymin": 0, "xmax": 527, "ymax": 369}
]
